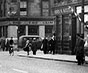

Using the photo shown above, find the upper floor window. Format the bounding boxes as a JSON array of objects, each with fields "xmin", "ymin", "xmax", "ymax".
[
  {"xmin": 76, "ymin": 5, "xmax": 88, "ymax": 14},
  {"xmin": 20, "ymin": 1, "xmax": 27, "ymax": 8},
  {"xmin": 76, "ymin": 5, "xmax": 88, "ymax": 22},
  {"xmin": 20, "ymin": 11, "xmax": 27, "ymax": 16},
  {"xmin": 42, "ymin": 1, "xmax": 49, "ymax": 8}
]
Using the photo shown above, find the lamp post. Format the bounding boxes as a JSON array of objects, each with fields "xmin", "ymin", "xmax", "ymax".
[
  {"xmin": 17, "ymin": 0, "xmax": 20, "ymax": 49},
  {"xmin": 81, "ymin": 0, "xmax": 85, "ymax": 57},
  {"xmin": 81, "ymin": 0, "xmax": 84, "ymax": 38}
]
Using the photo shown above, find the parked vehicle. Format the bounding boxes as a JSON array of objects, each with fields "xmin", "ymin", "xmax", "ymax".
[{"xmin": 18, "ymin": 35, "xmax": 42, "ymax": 50}]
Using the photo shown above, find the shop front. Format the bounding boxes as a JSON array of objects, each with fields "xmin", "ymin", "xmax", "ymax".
[
  {"xmin": 0, "ymin": 17, "xmax": 55, "ymax": 39},
  {"xmin": 53, "ymin": 6, "xmax": 76, "ymax": 54}
]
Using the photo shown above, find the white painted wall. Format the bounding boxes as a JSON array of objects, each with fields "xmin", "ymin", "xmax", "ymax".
[
  {"xmin": 8, "ymin": 26, "xmax": 17, "ymax": 38},
  {"xmin": 26, "ymin": 26, "xmax": 28, "ymax": 35},
  {"xmin": 39, "ymin": 26, "xmax": 45, "ymax": 39}
]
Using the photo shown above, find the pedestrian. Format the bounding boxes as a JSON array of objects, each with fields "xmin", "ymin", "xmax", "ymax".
[
  {"xmin": 75, "ymin": 34, "xmax": 85, "ymax": 65},
  {"xmin": 5, "ymin": 39, "xmax": 10, "ymax": 51},
  {"xmin": 0, "ymin": 37, "xmax": 6, "ymax": 51},
  {"xmin": 9, "ymin": 37, "xmax": 14, "ymax": 56},
  {"xmin": 42, "ymin": 37, "xmax": 48, "ymax": 54},
  {"xmin": 24, "ymin": 40, "xmax": 31, "ymax": 55},
  {"xmin": 49, "ymin": 36, "xmax": 56, "ymax": 54},
  {"xmin": 31, "ymin": 38, "xmax": 37, "ymax": 55}
]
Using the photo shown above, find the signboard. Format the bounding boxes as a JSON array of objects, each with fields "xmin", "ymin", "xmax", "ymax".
[
  {"xmin": 9, "ymin": 21, "xmax": 54, "ymax": 25},
  {"xmin": 54, "ymin": 7, "xmax": 72, "ymax": 15}
]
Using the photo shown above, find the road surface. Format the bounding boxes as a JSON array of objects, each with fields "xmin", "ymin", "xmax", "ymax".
[{"xmin": 0, "ymin": 51, "xmax": 88, "ymax": 73}]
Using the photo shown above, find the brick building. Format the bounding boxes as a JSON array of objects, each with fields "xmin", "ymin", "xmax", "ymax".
[
  {"xmin": 1, "ymin": 0, "xmax": 88, "ymax": 54},
  {"xmin": 0, "ymin": 0, "xmax": 55, "ymax": 39},
  {"xmin": 53, "ymin": 0, "xmax": 88, "ymax": 54}
]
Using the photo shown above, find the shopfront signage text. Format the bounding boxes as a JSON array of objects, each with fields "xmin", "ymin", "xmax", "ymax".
[
  {"xmin": 9, "ymin": 21, "xmax": 54, "ymax": 25},
  {"xmin": 54, "ymin": 7, "xmax": 72, "ymax": 15}
]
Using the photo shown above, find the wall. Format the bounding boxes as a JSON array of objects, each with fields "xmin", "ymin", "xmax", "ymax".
[{"xmin": 8, "ymin": 26, "xmax": 17, "ymax": 38}]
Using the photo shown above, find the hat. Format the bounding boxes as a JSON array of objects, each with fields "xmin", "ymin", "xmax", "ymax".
[{"xmin": 33, "ymin": 38, "xmax": 36, "ymax": 40}]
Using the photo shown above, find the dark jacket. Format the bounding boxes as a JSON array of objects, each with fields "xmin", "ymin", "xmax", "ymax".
[
  {"xmin": 31, "ymin": 40, "xmax": 37, "ymax": 51},
  {"xmin": 75, "ymin": 38, "xmax": 85, "ymax": 60},
  {"xmin": 42, "ymin": 38, "xmax": 48, "ymax": 50}
]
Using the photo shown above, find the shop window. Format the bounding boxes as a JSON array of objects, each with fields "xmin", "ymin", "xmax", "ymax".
[
  {"xmin": 3, "ymin": 26, "xmax": 8, "ymax": 38},
  {"xmin": 28, "ymin": 25, "xmax": 39, "ymax": 35},
  {"xmin": 18, "ymin": 25, "xmax": 25, "ymax": 37},
  {"xmin": 45, "ymin": 25, "xmax": 53, "ymax": 37}
]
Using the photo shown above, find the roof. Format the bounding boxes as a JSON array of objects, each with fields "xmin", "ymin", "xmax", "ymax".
[{"xmin": 19, "ymin": 35, "xmax": 41, "ymax": 39}]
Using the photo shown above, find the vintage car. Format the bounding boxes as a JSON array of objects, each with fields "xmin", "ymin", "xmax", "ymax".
[{"xmin": 18, "ymin": 35, "xmax": 43, "ymax": 50}]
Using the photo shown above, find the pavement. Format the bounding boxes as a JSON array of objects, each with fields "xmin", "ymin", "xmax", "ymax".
[{"xmin": 17, "ymin": 50, "xmax": 88, "ymax": 63}]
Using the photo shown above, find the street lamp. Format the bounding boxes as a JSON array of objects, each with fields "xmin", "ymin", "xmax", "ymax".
[
  {"xmin": 81, "ymin": 0, "xmax": 84, "ymax": 37},
  {"xmin": 17, "ymin": 0, "xmax": 20, "ymax": 49}
]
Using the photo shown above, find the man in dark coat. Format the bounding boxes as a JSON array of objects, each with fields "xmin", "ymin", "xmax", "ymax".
[
  {"xmin": 49, "ymin": 36, "xmax": 56, "ymax": 54},
  {"xmin": 1, "ymin": 37, "xmax": 6, "ymax": 51},
  {"xmin": 9, "ymin": 37, "xmax": 14, "ymax": 56},
  {"xmin": 31, "ymin": 38, "xmax": 37, "ymax": 55},
  {"xmin": 5, "ymin": 39, "xmax": 10, "ymax": 51},
  {"xmin": 75, "ymin": 34, "xmax": 85, "ymax": 65},
  {"xmin": 42, "ymin": 37, "xmax": 48, "ymax": 54}
]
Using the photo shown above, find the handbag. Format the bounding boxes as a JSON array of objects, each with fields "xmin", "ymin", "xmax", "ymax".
[{"xmin": 23, "ymin": 47, "xmax": 27, "ymax": 51}]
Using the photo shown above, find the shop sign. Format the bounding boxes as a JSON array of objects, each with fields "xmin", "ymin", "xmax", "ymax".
[
  {"xmin": 54, "ymin": 7, "xmax": 73, "ymax": 15},
  {"xmin": 29, "ymin": 21, "xmax": 54, "ymax": 25},
  {"xmin": 9, "ymin": 21, "xmax": 18, "ymax": 25},
  {"xmin": 9, "ymin": 21, "xmax": 55, "ymax": 25},
  {"xmin": 21, "ymin": 21, "xmax": 29, "ymax": 25},
  {"xmin": 0, "ymin": 21, "xmax": 9, "ymax": 26},
  {"xmin": 29, "ymin": 21, "xmax": 37, "ymax": 24},
  {"xmin": 37, "ymin": 21, "xmax": 54, "ymax": 25}
]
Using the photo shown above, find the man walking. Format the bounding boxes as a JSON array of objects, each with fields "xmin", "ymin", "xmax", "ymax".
[{"xmin": 75, "ymin": 34, "xmax": 85, "ymax": 65}]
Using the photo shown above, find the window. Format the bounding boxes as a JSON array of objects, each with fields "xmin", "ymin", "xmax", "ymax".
[
  {"xmin": 42, "ymin": 0, "xmax": 49, "ymax": 16},
  {"xmin": 20, "ymin": 1, "xmax": 27, "ymax": 16},
  {"xmin": 45, "ymin": 25, "xmax": 53, "ymax": 34},
  {"xmin": 42, "ymin": 1, "xmax": 49, "ymax": 8},
  {"xmin": 76, "ymin": 5, "xmax": 88, "ymax": 22},
  {"xmin": 76, "ymin": 6, "xmax": 81, "ymax": 14},
  {"xmin": 18, "ymin": 25, "xmax": 26, "ymax": 37},
  {"xmin": 84, "ymin": 14, "xmax": 88, "ymax": 22},
  {"xmin": 20, "ymin": 2, "xmax": 27, "ymax": 8},
  {"xmin": 76, "ymin": 5, "xmax": 88, "ymax": 14},
  {"xmin": 20, "ymin": 8, "xmax": 26, "ymax": 11},
  {"xmin": 20, "ymin": 11, "xmax": 27, "ymax": 15},
  {"xmin": 84, "ymin": 5, "xmax": 88, "ymax": 12},
  {"xmin": 28, "ymin": 25, "xmax": 39, "ymax": 35},
  {"xmin": 42, "ymin": 9, "xmax": 49, "ymax": 16}
]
